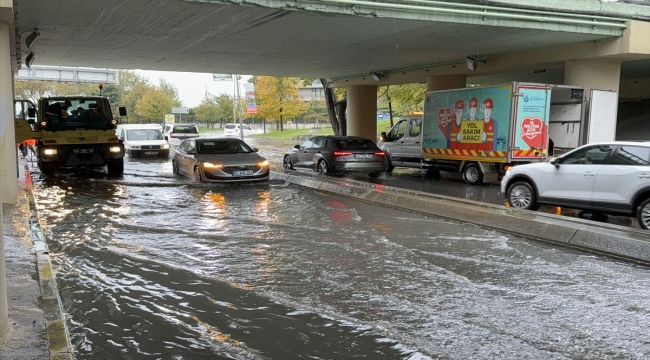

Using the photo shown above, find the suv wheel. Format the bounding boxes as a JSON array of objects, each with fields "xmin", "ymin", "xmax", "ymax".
[
  {"xmin": 283, "ymin": 156, "xmax": 293, "ymax": 170},
  {"xmin": 317, "ymin": 160, "xmax": 329, "ymax": 176},
  {"xmin": 637, "ymin": 198, "xmax": 650, "ymax": 230},
  {"xmin": 507, "ymin": 181, "xmax": 538, "ymax": 210}
]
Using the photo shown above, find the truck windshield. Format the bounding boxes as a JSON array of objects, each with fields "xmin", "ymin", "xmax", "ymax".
[{"xmin": 43, "ymin": 98, "xmax": 114, "ymax": 131}]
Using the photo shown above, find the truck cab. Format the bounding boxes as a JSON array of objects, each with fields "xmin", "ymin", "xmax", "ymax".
[
  {"xmin": 15, "ymin": 95, "xmax": 127, "ymax": 175},
  {"xmin": 377, "ymin": 116, "xmax": 424, "ymax": 172}
]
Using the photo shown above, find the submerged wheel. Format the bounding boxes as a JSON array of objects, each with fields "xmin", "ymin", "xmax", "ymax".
[
  {"xmin": 317, "ymin": 160, "xmax": 329, "ymax": 176},
  {"xmin": 385, "ymin": 156, "xmax": 394, "ymax": 173},
  {"xmin": 107, "ymin": 159, "xmax": 124, "ymax": 175},
  {"xmin": 38, "ymin": 160, "xmax": 55, "ymax": 174},
  {"xmin": 462, "ymin": 163, "xmax": 483, "ymax": 185},
  {"xmin": 193, "ymin": 166, "xmax": 203, "ymax": 182},
  {"xmin": 368, "ymin": 171, "xmax": 380, "ymax": 179},
  {"xmin": 283, "ymin": 156, "xmax": 293, "ymax": 170},
  {"xmin": 637, "ymin": 198, "xmax": 650, "ymax": 230},
  {"xmin": 507, "ymin": 181, "xmax": 538, "ymax": 210},
  {"xmin": 172, "ymin": 161, "xmax": 180, "ymax": 176}
]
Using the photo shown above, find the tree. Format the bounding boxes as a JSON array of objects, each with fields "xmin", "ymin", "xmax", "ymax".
[
  {"xmin": 102, "ymin": 70, "xmax": 150, "ymax": 107},
  {"xmin": 255, "ymin": 76, "xmax": 308, "ymax": 130},
  {"xmin": 157, "ymin": 78, "xmax": 182, "ymax": 107},
  {"xmin": 135, "ymin": 88, "xmax": 174, "ymax": 122},
  {"xmin": 321, "ymin": 79, "xmax": 347, "ymax": 135},
  {"xmin": 384, "ymin": 83, "xmax": 426, "ymax": 116}
]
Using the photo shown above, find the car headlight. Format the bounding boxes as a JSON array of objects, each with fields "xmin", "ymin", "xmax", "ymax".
[
  {"xmin": 258, "ymin": 160, "xmax": 269, "ymax": 167},
  {"xmin": 109, "ymin": 146, "xmax": 122, "ymax": 153},
  {"xmin": 43, "ymin": 149, "xmax": 57, "ymax": 155},
  {"xmin": 162, "ymin": 144, "xmax": 170, "ymax": 149},
  {"xmin": 202, "ymin": 162, "xmax": 222, "ymax": 169}
]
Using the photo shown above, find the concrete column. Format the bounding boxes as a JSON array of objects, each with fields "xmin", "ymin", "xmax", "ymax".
[
  {"xmin": 564, "ymin": 58, "xmax": 621, "ymax": 143},
  {"xmin": 0, "ymin": 21, "xmax": 11, "ymax": 336},
  {"xmin": 346, "ymin": 85, "xmax": 377, "ymax": 141},
  {"xmin": 426, "ymin": 75, "xmax": 466, "ymax": 91},
  {"xmin": 0, "ymin": 21, "xmax": 17, "ymax": 205}
]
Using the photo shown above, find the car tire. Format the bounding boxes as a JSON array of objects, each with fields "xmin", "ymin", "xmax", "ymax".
[
  {"xmin": 368, "ymin": 171, "xmax": 380, "ymax": 179},
  {"xmin": 172, "ymin": 161, "xmax": 180, "ymax": 176},
  {"xmin": 637, "ymin": 198, "xmax": 650, "ymax": 230},
  {"xmin": 507, "ymin": 181, "xmax": 538, "ymax": 210},
  {"xmin": 317, "ymin": 160, "xmax": 329, "ymax": 176},
  {"xmin": 107, "ymin": 159, "xmax": 124, "ymax": 175},
  {"xmin": 193, "ymin": 166, "xmax": 203, "ymax": 182},
  {"xmin": 283, "ymin": 155, "xmax": 293, "ymax": 170},
  {"xmin": 462, "ymin": 163, "xmax": 483, "ymax": 185}
]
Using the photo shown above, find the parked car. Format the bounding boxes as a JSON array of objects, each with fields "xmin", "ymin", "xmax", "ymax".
[
  {"xmin": 162, "ymin": 123, "xmax": 200, "ymax": 147},
  {"xmin": 282, "ymin": 135, "xmax": 388, "ymax": 178},
  {"xmin": 172, "ymin": 138, "xmax": 270, "ymax": 182},
  {"xmin": 501, "ymin": 141, "xmax": 650, "ymax": 230},
  {"xmin": 116, "ymin": 124, "xmax": 170, "ymax": 158},
  {"xmin": 224, "ymin": 123, "xmax": 255, "ymax": 137}
]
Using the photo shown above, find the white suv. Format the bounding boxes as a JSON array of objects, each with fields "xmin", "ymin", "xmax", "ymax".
[
  {"xmin": 224, "ymin": 123, "xmax": 255, "ymax": 137},
  {"xmin": 162, "ymin": 123, "xmax": 199, "ymax": 146},
  {"xmin": 501, "ymin": 141, "xmax": 650, "ymax": 230}
]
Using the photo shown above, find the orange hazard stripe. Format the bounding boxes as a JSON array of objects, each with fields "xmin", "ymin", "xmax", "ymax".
[{"xmin": 423, "ymin": 148, "xmax": 507, "ymax": 157}]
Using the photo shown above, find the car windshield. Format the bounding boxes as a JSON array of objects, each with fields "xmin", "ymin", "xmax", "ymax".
[
  {"xmin": 335, "ymin": 139, "xmax": 378, "ymax": 149},
  {"xmin": 43, "ymin": 98, "xmax": 114, "ymax": 131},
  {"xmin": 173, "ymin": 126, "xmax": 197, "ymax": 133},
  {"xmin": 126, "ymin": 129, "xmax": 164, "ymax": 141},
  {"xmin": 197, "ymin": 141, "xmax": 253, "ymax": 154}
]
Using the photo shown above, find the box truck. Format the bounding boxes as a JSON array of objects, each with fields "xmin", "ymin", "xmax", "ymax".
[{"xmin": 378, "ymin": 82, "xmax": 618, "ymax": 184}]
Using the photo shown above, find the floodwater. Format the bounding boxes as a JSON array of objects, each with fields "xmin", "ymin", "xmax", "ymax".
[{"xmin": 27, "ymin": 153, "xmax": 650, "ymax": 360}]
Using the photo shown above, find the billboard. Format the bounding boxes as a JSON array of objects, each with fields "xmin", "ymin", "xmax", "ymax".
[{"xmin": 245, "ymin": 83, "xmax": 257, "ymax": 114}]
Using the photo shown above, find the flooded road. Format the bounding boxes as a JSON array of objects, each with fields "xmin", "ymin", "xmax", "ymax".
[{"xmin": 26, "ymin": 152, "xmax": 650, "ymax": 359}]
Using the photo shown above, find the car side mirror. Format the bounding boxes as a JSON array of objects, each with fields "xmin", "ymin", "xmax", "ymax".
[
  {"xmin": 118, "ymin": 106, "xmax": 127, "ymax": 117},
  {"xmin": 28, "ymin": 108, "xmax": 36, "ymax": 118},
  {"xmin": 252, "ymin": 148, "xmax": 259, "ymax": 152},
  {"xmin": 27, "ymin": 119, "xmax": 36, "ymax": 125},
  {"xmin": 294, "ymin": 145, "xmax": 300, "ymax": 149},
  {"xmin": 550, "ymin": 157, "xmax": 560, "ymax": 169}
]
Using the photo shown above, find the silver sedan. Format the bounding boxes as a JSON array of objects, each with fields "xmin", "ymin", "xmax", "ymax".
[{"xmin": 172, "ymin": 138, "xmax": 270, "ymax": 182}]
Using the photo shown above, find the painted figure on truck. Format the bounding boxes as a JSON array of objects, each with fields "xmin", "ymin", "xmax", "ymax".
[
  {"xmin": 450, "ymin": 99, "xmax": 465, "ymax": 150},
  {"xmin": 478, "ymin": 98, "xmax": 498, "ymax": 151}
]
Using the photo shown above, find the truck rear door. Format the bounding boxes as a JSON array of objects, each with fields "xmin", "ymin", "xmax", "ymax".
[{"xmin": 511, "ymin": 84, "xmax": 551, "ymax": 161}]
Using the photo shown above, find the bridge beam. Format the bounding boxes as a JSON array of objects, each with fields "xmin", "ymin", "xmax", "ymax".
[{"xmin": 427, "ymin": 75, "xmax": 467, "ymax": 91}]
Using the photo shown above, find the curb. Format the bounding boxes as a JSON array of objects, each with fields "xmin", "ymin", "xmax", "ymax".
[
  {"xmin": 272, "ymin": 171, "xmax": 650, "ymax": 264},
  {"xmin": 25, "ymin": 169, "xmax": 74, "ymax": 360}
]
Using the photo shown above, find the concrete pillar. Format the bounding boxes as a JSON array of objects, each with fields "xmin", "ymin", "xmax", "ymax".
[
  {"xmin": 564, "ymin": 58, "xmax": 621, "ymax": 143},
  {"xmin": 0, "ymin": 21, "xmax": 16, "ymax": 205},
  {"xmin": 0, "ymin": 21, "xmax": 11, "ymax": 336},
  {"xmin": 426, "ymin": 75, "xmax": 466, "ymax": 91},
  {"xmin": 346, "ymin": 85, "xmax": 377, "ymax": 141}
]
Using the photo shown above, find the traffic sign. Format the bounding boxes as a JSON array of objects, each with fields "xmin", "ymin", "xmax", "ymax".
[
  {"xmin": 213, "ymin": 74, "xmax": 232, "ymax": 81},
  {"xmin": 172, "ymin": 107, "xmax": 189, "ymax": 114}
]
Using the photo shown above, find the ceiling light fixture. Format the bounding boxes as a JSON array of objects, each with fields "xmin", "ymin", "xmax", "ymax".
[
  {"xmin": 370, "ymin": 71, "xmax": 383, "ymax": 82},
  {"xmin": 25, "ymin": 53, "xmax": 35, "ymax": 68},
  {"xmin": 25, "ymin": 30, "xmax": 40, "ymax": 48},
  {"xmin": 465, "ymin": 55, "xmax": 487, "ymax": 72}
]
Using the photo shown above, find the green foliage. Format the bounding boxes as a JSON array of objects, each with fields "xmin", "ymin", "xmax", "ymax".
[
  {"xmin": 195, "ymin": 92, "xmax": 235, "ymax": 127},
  {"xmin": 254, "ymin": 76, "xmax": 308, "ymax": 125},
  {"xmin": 135, "ymin": 89, "xmax": 174, "ymax": 121},
  {"xmin": 378, "ymin": 83, "xmax": 426, "ymax": 116}
]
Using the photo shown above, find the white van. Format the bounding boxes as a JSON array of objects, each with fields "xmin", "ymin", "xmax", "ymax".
[
  {"xmin": 224, "ymin": 123, "xmax": 255, "ymax": 137},
  {"xmin": 116, "ymin": 124, "xmax": 170, "ymax": 158}
]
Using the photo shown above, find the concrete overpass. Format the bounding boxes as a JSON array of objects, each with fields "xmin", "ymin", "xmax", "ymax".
[{"xmin": 0, "ymin": 0, "xmax": 650, "ymax": 335}]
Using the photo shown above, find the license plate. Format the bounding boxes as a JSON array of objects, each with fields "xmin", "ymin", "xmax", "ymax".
[
  {"xmin": 355, "ymin": 154, "xmax": 372, "ymax": 159},
  {"xmin": 233, "ymin": 170, "xmax": 254, "ymax": 176},
  {"xmin": 145, "ymin": 151, "xmax": 158, "ymax": 155},
  {"xmin": 73, "ymin": 149, "xmax": 93, "ymax": 154}
]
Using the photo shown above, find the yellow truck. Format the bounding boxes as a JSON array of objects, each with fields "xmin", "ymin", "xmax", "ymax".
[{"xmin": 14, "ymin": 96, "xmax": 126, "ymax": 175}]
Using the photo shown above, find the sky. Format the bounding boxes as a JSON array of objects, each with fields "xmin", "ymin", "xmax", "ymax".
[{"xmin": 136, "ymin": 70, "xmax": 252, "ymax": 108}]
